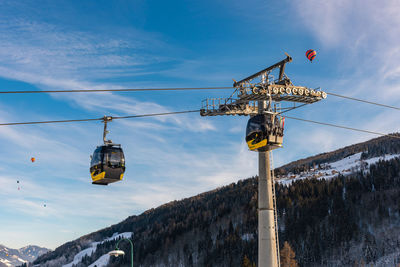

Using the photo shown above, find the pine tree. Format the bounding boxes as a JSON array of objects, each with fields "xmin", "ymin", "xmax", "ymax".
[
  {"xmin": 242, "ymin": 254, "xmax": 256, "ymax": 267},
  {"xmin": 280, "ymin": 241, "xmax": 298, "ymax": 267},
  {"xmin": 353, "ymin": 259, "xmax": 366, "ymax": 266},
  {"xmin": 242, "ymin": 255, "xmax": 251, "ymax": 267}
]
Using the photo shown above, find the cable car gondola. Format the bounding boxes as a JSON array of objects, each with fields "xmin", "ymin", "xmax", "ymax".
[
  {"xmin": 245, "ymin": 114, "xmax": 285, "ymax": 152},
  {"xmin": 90, "ymin": 116, "xmax": 126, "ymax": 185}
]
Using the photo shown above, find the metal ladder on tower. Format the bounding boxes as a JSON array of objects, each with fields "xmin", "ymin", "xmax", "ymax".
[{"xmin": 270, "ymin": 150, "xmax": 281, "ymax": 267}]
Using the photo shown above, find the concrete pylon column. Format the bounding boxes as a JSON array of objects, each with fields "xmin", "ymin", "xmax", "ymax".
[
  {"xmin": 258, "ymin": 98, "xmax": 278, "ymax": 267},
  {"xmin": 258, "ymin": 151, "xmax": 278, "ymax": 267}
]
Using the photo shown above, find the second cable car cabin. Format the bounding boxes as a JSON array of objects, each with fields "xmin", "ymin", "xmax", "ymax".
[
  {"xmin": 90, "ymin": 116, "xmax": 126, "ymax": 185},
  {"xmin": 90, "ymin": 144, "xmax": 125, "ymax": 185},
  {"xmin": 245, "ymin": 114, "xmax": 285, "ymax": 152}
]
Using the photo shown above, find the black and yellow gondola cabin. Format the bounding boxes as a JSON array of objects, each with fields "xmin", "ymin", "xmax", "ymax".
[
  {"xmin": 245, "ymin": 114, "xmax": 284, "ymax": 152},
  {"xmin": 90, "ymin": 144, "xmax": 125, "ymax": 185}
]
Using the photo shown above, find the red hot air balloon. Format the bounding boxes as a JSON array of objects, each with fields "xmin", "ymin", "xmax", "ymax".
[
  {"xmin": 31, "ymin": 157, "xmax": 35, "ymax": 163},
  {"xmin": 306, "ymin": 49, "xmax": 317, "ymax": 62}
]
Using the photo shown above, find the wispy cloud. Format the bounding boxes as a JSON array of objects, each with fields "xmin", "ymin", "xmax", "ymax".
[
  {"xmin": 0, "ymin": 1, "xmax": 251, "ymax": 250},
  {"xmin": 293, "ymin": 0, "xmax": 400, "ymax": 96},
  {"xmin": 0, "ymin": 19, "xmax": 152, "ymax": 77},
  {"xmin": 0, "ymin": 19, "xmax": 154, "ymax": 87},
  {"xmin": 0, "ymin": 15, "xmax": 216, "ymax": 134}
]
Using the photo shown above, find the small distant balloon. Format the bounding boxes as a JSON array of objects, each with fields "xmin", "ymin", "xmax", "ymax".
[
  {"xmin": 17, "ymin": 180, "xmax": 19, "ymax": 183},
  {"xmin": 44, "ymin": 204, "xmax": 46, "ymax": 207},
  {"xmin": 306, "ymin": 49, "xmax": 317, "ymax": 62},
  {"xmin": 31, "ymin": 157, "xmax": 35, "ymax": 163}
]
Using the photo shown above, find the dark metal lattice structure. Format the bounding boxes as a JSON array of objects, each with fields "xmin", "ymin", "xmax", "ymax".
[{"xmin": 200, "ymin": 54, "xmax": 326, "ymax": 116}]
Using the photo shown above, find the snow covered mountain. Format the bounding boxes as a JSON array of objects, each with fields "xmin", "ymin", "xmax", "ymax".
[
  {"xmin": 0, "ymin": 245, "xmax": 49, "ymax": 267},
  {"xmin": 276, "ymin": 152, "xmax": 400, "ymax": 185}
]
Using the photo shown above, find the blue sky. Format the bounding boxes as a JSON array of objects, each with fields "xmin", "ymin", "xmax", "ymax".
[{"xmin": 1, "ymin": 0, "xmax": 400, "ymax": 249}]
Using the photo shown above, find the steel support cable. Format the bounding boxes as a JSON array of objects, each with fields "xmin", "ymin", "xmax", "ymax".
[
  {"xmin": 278, "ymin": 91, "xmax": 400, "ymax": 115},
  {"xmin": 283, "ymin": 115, "xmax": 400, "ymax": 140},
  {"xmin": 0, "ymin": 108, "xmax": 398, "ymax": 141},
  {"xmin": 279, "ymin": 103, "xmax": 308, "ymax": 114},
  {"xmin": 0, "ymin": 87, "xmax": 233, "ymax": 94},
  {"xmin": 0, "ymin": 86, "xmax": 399, "ymax": 112},
  {"xmin": 0, "ymin": 110, "xmax": 200, "ymax": 126},
  {"xmin": 326, "ymin": 91, "xmax": 400, "ymax": 111},
  {"xmin": 0, "ymin": 117, "xmax": 102, "ymax": 126},
  {"xmin": 0, "ymin": 86, "xmax": 399, "ymax": 113},
  {"xmin": 112, "ymin": 110, "xmax": 199, "ymax": 120}
]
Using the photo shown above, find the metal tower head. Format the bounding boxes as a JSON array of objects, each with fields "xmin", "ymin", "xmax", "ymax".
[{"xmin": 200, "ymin": 54, "xmax": 327, "ymax": 117}]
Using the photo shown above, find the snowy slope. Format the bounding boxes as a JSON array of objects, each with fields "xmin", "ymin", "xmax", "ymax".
[
  {"xmin": 62, "ymin": 232, "xmax": 132, "ymax": 267},
  {"xmin": 276, "ymin": 152, "xmax": 400, "ymax": 185},
  {"xmin": 374, "ymin": 250, "xmax": 400, "ymax": 266},
  {"xmin": 88, "ymin": 254, "xmax": 110, "ymax": 267}
]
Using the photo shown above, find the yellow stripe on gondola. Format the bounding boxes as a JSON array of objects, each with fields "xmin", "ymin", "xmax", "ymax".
[
  {"xmin": 247, "ymin": 139, "xmax": 268, "ymax": 151},
  {"xmin": 91, "ymin": 171, "xmax": 106, "ymax": 182},
  {"xmin": 120, "ymin": 173, "xmax": 124, "ymax": 180}
]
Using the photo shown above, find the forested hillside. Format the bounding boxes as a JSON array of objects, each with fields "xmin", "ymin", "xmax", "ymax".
[{"xmin": 33, "ymin": 135, "xmax": 400, "ymax": 267}]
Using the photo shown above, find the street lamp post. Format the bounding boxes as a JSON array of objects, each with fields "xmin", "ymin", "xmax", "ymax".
[{"xmin": 108, "ymin": 238, "xmax": 133, "ymax": 267}]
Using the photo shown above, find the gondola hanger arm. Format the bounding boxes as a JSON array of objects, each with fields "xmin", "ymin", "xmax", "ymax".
[{"xmin": 102, "ymin": 116, "xmax": 113, "ymax": 144}]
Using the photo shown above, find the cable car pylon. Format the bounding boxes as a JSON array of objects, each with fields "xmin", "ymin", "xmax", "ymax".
[{"xmin": 200, "ymin": 53, "xmax": 327, "ymax": 267}]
